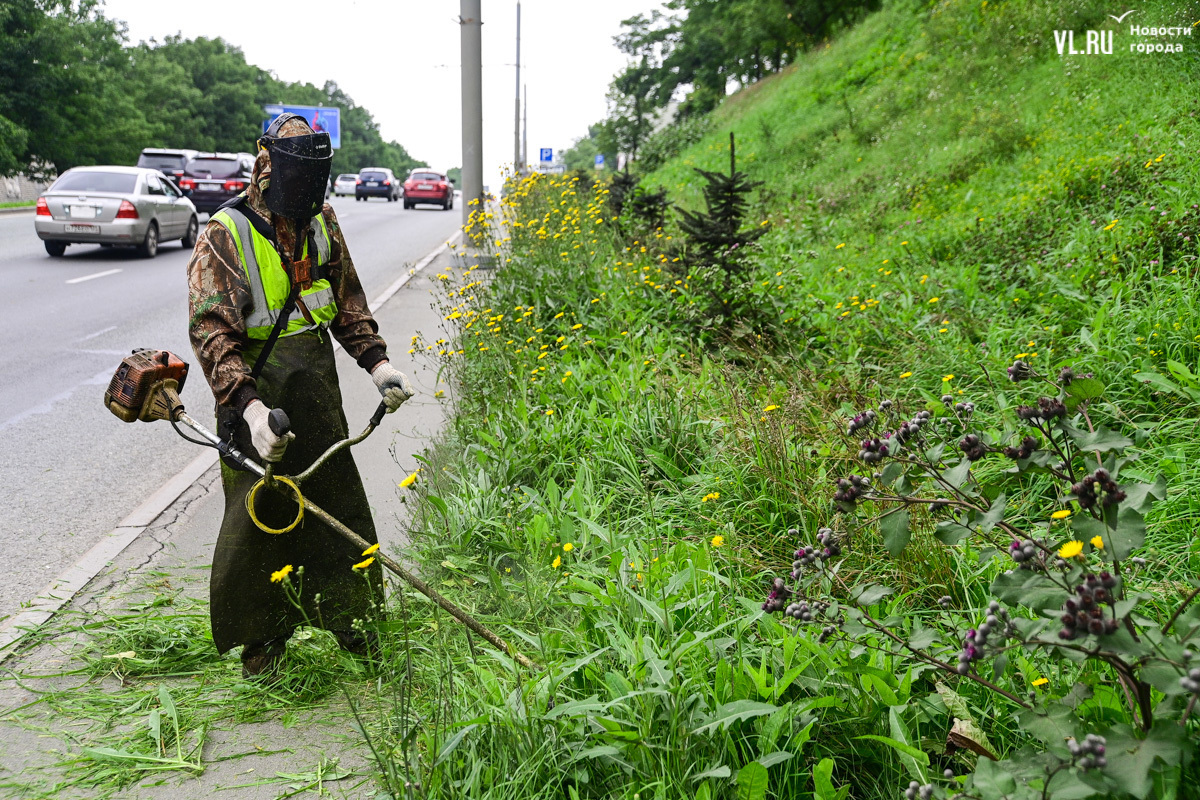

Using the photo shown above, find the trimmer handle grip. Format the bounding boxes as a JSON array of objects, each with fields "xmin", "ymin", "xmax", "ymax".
[
  {"xmin": 268, "ymin": 407, "xmax": 291, "ymax": 437},
  {"xmin": 369, "ymin": 400, "xmax": 388, "ymax": 429}
]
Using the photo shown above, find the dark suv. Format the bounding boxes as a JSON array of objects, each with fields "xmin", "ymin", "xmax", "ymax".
[
  {"xmin": 180, "ymin": 153, "xmax": 255, "ymax": 214},
  {"xmin": 356, "ymin": 168, "xmax": 400, "ymax": 202},
  {"xmin": 136, "ymin": 148, "xmax": 198, "ymax": 189}
]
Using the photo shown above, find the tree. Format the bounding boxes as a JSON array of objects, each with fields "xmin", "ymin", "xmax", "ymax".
[{"xmin": 0, "ymin": 0, "xmax": 156, "ymax": 175}]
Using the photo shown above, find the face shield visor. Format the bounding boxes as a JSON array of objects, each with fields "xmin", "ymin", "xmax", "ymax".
[{"xmin": 259, "ymin": 118, "xmax": 333, "ymax": 220}]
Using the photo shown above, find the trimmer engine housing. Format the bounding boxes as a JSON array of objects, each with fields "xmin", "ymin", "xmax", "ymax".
[{"xmin": 104, "ymin": 349, "xmax": 189, "ymax": 423}]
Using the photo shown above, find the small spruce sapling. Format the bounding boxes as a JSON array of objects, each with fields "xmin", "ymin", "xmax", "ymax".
[{"xmin": 673, "ymin": 132, "xmax": 767, "ymax": 333}]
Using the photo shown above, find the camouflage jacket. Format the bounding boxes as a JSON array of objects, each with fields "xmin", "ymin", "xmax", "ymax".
[{"xmin": 187, "ymin": 149, "xmax": 386, "ymax": 413}]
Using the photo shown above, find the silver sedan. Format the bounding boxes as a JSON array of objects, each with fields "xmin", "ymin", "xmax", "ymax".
[{"xmin": 34, "ymin": 166, "xmax": 199, "ymax": 258}]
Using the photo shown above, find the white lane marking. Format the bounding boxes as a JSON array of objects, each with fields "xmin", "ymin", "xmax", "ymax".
[
  {"xmin": 78, "ymin": 325, "xmax": 117, "ymax": 342},
  {"xmin": 66, "ymin": 268, "xmax": 122, "ymax": 285}
]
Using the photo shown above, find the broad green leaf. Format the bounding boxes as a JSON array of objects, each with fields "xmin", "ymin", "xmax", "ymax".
[
  {"xmin": 853, "ymin": 584, "xmax": 895, "ymax": 607},
  {"xmin": 694, "ymin": 783, "xmax": 713, "ymax": 800},
  {"xmin": 813, "ymin": 758, "xmax": 838, "ymax": 800},
  {"xmin": 977, "ymin": 493, "xmax": 1007, "ymax": 534},
  {"xmin": 889, "ymin": 707, "xmax": 928, "ymax": 782},
  {"xmin": 735, "ymin": 761, "xmax": 769, "ymax": 800},
  {"xmin": 1120, "ymin": 475, "xmax": 1167, "ymax": 514},
  {"xmin": 943, "ymin": 459, "xmax": 971, "ymax": 488},
  {"xmin": 1104, "ymin": 723, "xmax": 1187, "ymax": 798},
  {"xmin": 934, "ymin": 519, "xmax": 972, "ymax": 546},
  {"xmin": 756, "ymin": 751, "xmax": 793, "ymax": 768},
  {"xmin": 990, "ymin": 570, "xmax": 1067, "ymax": 611},
  {"xmin": 1017, "ymin": 704, "xmax": 1075, "ymax": 755},
  {"xmin": 880, "ymin": 462, "xmax": 902, "ymax": 487},
  {"xmin": 693, "ymin": 700, "xmax": 779, "ymax": 735},
  {"xmin": 1065, "ymin": 377, "xmax": 1105, "ymax": 402},
  {"xmin": 1068, "ymin": 427, "xmax": 1132, "ymax": 453},
  {"xmin": 854, "ymin": 735, "xmax": 929, "ymax": 766},
  {"xmin": 880, "ymin": 509, "xmax": 910, "ymax": 557},
  {"xmin": 970, "ymin": 758, "xmax": 1018, "ymax": 795},
  {"xmin": 692, "ymin": 764, "xmax": 731, "ymax": 782}
]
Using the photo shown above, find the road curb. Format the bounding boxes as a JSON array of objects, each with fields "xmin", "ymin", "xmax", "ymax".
[
  {"xmin": 0, "ymin": 229, "xmax": 463, "ymax": 657},
  {"xmin": 0, "ymin": 206, "xmax": 34, "ymax": 217}
]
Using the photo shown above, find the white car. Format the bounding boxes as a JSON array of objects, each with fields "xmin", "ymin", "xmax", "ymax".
[{"xmin": 333, "ymin": 174, "xmax": 358, "ymax": 196}]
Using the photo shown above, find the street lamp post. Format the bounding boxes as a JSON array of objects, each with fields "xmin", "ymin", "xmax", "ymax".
[{"xmin": 460, "ymin": 0, "xmax": 483, "ymax": 226}]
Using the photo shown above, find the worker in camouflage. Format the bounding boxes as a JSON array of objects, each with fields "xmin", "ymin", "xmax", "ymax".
[{"xmin": 186, "ymin": 115, "xmax": 413, "ymax": 678}]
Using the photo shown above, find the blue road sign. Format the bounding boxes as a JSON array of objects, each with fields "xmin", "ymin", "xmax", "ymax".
[
  {"xmin": 263, "ymin": 105, "xmax": 342, "ymax": 149},
  {"xmin": 539, "ymin": 148, "xmax": 553, "ymax": 163},
  {"xmin": 595, "ymin": 154, "xmax": 605, "ymax": 167}
]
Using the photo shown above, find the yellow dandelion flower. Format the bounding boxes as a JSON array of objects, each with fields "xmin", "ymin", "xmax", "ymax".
[
  {"xmin": 362, "ymin": 543, "xmax": 380, "ymax": 556},
  {"xmin": 270, "ymin": 564, "xmax": 293, "ymax": 583},
  {"xmin": 353, "ymin": 557, "xmax": 375, "ymax": 571},
  {"xmin": 900, "ymin": 371, "xmax": 913, "ymax": 378},
  {"xmin": 928, "ymin": 297, "xmax": 940, "ymax": 304},
  {"xmin": 399, "ymin": 471, "xmax": 420, "ymax": 488},
  {"xmin": 701, "ymin": 492, "xmax": 720, "ymax": 503},
  {"xmin": 562, "ymin": 543, "xmax": 574, "ymax": 552},
  {"xmin": 551, "ymin": 555, "xmax": 562, "ymax": 569},
  {"xmin": 1090, "ymin": 536, "xmax": 1104, "ymax": 550},
  {"xmin": 1051, "ymin": 509, "xmax": 1072, "ymax": 520},
  {"xmin": 545, "ymin": 409, "xmax": 555, "ymax": 416},
  {"xmin": 710, "ymin": 535, "xmax": 725, "ymax": 548},
  {"xmin": 942, "ymin": 374, "xmax": 955, "ymax": 382},
  {"xmin": 1032, "ymin": 678, "xmax": 1049, "ymax": 687},
  {"xmin": 835, "ymin": 243, "xmax": 845, "ymax": 249},
  {"xmin": 1058, "ymin": 540, "xmax": 1084, "ymax": 559}
]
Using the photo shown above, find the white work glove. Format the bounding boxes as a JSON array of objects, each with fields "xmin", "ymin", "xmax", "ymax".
[
  {"xmin": 243, "ymin": 400, "xmax": 295, "ymax": 463},
  {"xmin": 371, "ymin": 361, "xmax": 415, "ymax": 413}
]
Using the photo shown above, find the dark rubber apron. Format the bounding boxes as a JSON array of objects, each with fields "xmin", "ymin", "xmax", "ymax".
[{"xmin": 209, "ymin": 330, "xmax": 383, "ymax": 654}]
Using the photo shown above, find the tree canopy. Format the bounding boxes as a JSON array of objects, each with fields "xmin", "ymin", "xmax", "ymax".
[{"xmin": 0, "ymin": 0, "xmax": 421, "ymax": 178}]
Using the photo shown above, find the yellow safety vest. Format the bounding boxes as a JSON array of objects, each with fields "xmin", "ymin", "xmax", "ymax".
[{"xmin": 210, "ymin": 205, "xmax": 336, "ymax": 339}]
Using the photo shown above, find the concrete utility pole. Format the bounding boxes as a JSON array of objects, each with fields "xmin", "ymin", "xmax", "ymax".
[
  {"xmin": 522, "ymin": 83, "xmax": 528, "ymax": 172},
  {"xmin": 460, "ymin": 0, "xmax": 483, "ymax": 226},
  {"xmin": 514, "ymin": 1, "xmax": 521, "ymax": 175}
]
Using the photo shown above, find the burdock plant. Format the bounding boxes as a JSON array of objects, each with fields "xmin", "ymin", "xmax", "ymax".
[{"xmin": 762, "ymin": 361, "xmax": 1198, "ymax": 798}]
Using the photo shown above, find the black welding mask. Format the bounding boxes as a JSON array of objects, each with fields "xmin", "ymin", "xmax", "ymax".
[{"xmin": 258, "ymin": 113, "xmax": 333, "ymax": 220}]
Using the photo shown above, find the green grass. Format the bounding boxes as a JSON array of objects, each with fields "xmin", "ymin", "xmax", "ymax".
[{"xmin": 0, "ymin": 200, "xmax": 36, "ymax": 209}]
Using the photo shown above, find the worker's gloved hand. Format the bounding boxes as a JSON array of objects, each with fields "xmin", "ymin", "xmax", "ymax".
[
  {"xmin": 243, "ymin": 400, "xmax": 295, "ymax": 463},
  {"xmin": 371, "ymin": 361, "xmax": 415, "ymax": 413}
]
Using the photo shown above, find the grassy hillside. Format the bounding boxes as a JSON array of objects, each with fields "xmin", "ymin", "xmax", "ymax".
[{"xmin": 648, "ymin": 0, "xmax": 1200, "ymax": 569}]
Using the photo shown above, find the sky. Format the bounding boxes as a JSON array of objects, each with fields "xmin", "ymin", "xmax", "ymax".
[{"xmin": 99, "ymin": 0, "xmax": 661, "ymax": 189}]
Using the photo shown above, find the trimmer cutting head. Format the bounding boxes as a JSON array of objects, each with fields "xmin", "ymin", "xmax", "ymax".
[{"xmin": 104, "ymin": 349, "xmax": 189, "ymax": 423}]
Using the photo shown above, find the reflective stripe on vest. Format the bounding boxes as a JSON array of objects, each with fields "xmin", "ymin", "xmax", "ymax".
[{"xmin": 210, "ymin": 206, "xmax": 337, "ymax": 339}]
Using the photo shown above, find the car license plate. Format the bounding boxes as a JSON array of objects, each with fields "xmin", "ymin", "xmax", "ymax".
[
  {"xmin": 419, "ymin": 184, "xmax": 433, "ymax": 190},
  {"xmin": 367, "ymin": 181, "xmax": 378, "ymax": 186},
  {"xmin": 66, "ymin": 223, "xmax": 100, "ymax": 234}
]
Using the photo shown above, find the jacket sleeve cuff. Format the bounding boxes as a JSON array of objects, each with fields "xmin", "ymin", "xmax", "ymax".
[
  {"xmin": 357, "ymin": 345, "xmax": 388, "ymax": 373},
  {"xmin": 231, "ymin": 384, "xmax": 261, "ymax": 418}
]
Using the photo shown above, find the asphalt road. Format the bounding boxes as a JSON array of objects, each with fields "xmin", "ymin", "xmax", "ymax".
[{"xmin": 0, "ymin": 196, "xmax": 462, "ymax": 625}]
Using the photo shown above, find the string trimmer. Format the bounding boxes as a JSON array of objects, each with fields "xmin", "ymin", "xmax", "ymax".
[{"xmin": 104, "ymin": 348, "xmax": 539, "ymax": 669}]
